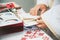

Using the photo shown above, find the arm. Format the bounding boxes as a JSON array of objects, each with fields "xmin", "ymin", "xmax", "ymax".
[{"xmin": 30, "ymin": 0, "xmax": 53, "ymax": 16}]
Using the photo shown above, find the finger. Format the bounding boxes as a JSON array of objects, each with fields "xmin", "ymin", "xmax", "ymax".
[
  {"xmin": 40, "ymin": 9, "xmax": 47, "ymax": 14},
  {"xmin": 36, "ymin": 23, "xmax": 47, "ymax": 28},
  {"xmin": 31, "ymin": 8, "xmax": 38, "ymax": 16},
  {"xmin": 30, "ymin": 8, "xmax": 36, "ymax": 16},
  {"xmin": 36, "ymin": 19, "xmax": 44, "ymax": 24},
  {"xmin": 34, "ymin": 6, "xmax": 40, "ymax": 16},
  {"xmin": 37, "ymin": 16, "xmax": 42, "ymax": 20}
]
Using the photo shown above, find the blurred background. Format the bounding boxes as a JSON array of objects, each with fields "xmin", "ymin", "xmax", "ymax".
[{"xmin": 0, "ymin": 0, "xmax": 36, "ymax": 12}]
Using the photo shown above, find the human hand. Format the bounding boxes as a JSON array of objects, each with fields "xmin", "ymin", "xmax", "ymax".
[
  {"xmin": 36, "ymin": 17, "xmax": 47, "ymax": 29},
  {"xmin": 30, "ymin": 4, "xmax": 48, "ymax": 16}
]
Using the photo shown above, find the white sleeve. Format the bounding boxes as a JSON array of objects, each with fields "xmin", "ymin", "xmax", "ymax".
[
  {"xmin": 36, "ymin": 0, "xmax": 53, "ymax": 7},
  {"xmin": 41, "ymin": 5, "xmax": 60, "ymax": 39}
]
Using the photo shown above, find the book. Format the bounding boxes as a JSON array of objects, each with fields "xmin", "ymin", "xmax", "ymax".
[{"xmin": 0, "ymin": 12, "xmax": 23, "ymax": 35}]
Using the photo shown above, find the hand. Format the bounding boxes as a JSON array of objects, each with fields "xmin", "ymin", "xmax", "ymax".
[
  {"xmin": 36, "ymin": 17, "xmax": 47, "ymax": 29},
  {"xmin": 30, "ymin": 4, "xmax": 48, "ymax": 16}
]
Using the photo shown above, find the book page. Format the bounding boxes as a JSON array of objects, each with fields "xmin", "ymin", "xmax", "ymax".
[{"xmin": 0, "ymin": 12, "xmax": 22, "ymax": 27}]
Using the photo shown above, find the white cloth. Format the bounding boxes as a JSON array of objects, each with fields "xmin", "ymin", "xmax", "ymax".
[
  {"xmin": 41, "ymin": 5, "xmax": 60, "ymax": 39},
  {"xmin": 36, "ymin": 0, "xmax": 52, "ymax": 7},
  {"xmin": 35, "ymin": 0, "xmax": 60, "ymax": 39},
  {"xmin": 36, "ymin": 0, "xmax": 60, "ymax": 8}
]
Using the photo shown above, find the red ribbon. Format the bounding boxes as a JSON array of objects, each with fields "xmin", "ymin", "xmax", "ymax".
[{"xmin": 6, "ymin": 3, "xmax": 15, "ymax": 9}]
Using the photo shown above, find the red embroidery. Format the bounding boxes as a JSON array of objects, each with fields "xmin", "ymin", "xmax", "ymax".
[
  {"xmin": 21, "ymin": 37, "xmax": 27, "ymax": 40},
  {"xmin": 39, "ymin": 33, "xmax": 44, "ymax": 36}
]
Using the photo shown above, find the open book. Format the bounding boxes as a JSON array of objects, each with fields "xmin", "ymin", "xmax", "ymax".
[
  {"xmin": 0, "ymin": 8, "xmax": 39, "ymax": 34},
  {"xmin": 0, "ymin": 2, "xmax": 39, "ymax": 27},
  {"xmin": 0, "ymin": 12, "xmax": 23, "ymax": 35},
  {"xmin": 16, "ymin": 8, "xmax": 39, "ymax": 26},
  {"xmin": 0, "ymin": 12, "xmax": 22, "ymax": 27}
]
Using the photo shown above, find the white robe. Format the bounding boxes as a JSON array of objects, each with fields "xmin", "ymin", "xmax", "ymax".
[
  {"xmin": 36, "ymin": 0, "xmax": 60, "ymax": 8},
  {"xmin": 41, "ymin": 5, "xmax": 60, "ymax": 39},
  {"xmin": 36, "ymin": 0, "xmax": 60, "ymax": 39}
]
